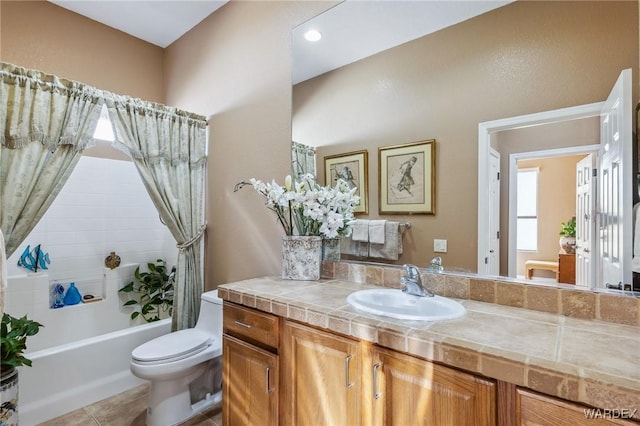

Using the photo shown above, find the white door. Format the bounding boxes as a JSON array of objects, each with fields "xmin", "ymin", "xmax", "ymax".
[
  {"xmin": 599, "ymin": 69, "xmax": 633, "ymax": 289},
  {"xmin": 488, "ymin": 148, "xmax": 501, "ymax": 275},
  {"xmin": 575, "ymin": 153, "xmax": 595, "ymax": 287}
]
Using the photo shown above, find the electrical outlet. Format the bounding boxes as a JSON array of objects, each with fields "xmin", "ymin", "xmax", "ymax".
[{"xmin": 434, "ymin": 239, "xmax": 447, "ymax": 253}]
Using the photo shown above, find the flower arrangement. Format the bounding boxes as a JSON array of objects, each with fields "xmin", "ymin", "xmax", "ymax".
[{"xmin": 237, "ymin": 174, "xmax": 359, "ymax": 239}]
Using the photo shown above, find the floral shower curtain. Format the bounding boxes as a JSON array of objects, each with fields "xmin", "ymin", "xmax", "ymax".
[
  {"xmin": 0, "ymin": 62, "xmax": 103, "ymax": 256},
  {"xmin": 105, "ymin": 95, "xmax": 207, "ymax": 331}
]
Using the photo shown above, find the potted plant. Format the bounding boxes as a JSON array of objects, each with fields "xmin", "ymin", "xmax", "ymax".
[
  {"xmin": 559, "ymin": 217, "xmax": 577, "ymax": 254},
  {"xmin": 119, "ymin": 259, "xmax": 175, "ymax": 322},
  {"xmin": 1, "ymin": 313, "xmax": 44, "ymax": 425}
]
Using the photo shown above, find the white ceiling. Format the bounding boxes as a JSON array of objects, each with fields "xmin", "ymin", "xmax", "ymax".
[
  {"xmin": 47, "ymin": 0, "xmax": 512, "ymax": 83},
  {"xmin": 293, "ymin": 0, "xmax": 512, "ymax": 84},
  {"xmin": 48, "ymin": 0, "xmax": 228, "ymax": 48}
]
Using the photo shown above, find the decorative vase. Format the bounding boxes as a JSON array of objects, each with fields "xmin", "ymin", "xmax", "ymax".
[
  {"xmin": 105, "ymin": 251, "xmax": 121, "ymax": 269},
  {"xmin": 63, "ymin": 282, "xmax": 82, "ymax": 305},
  {"xmin": 0, "ymin": 368, "xmax": 19, "ymax": 425},
  {"xmin": 322, "ymin": 238, "xmax": 341, "ymax": 261},
  {"xmin": 281, "ymin": 236, "xmax": 322, "ymax": 280},
  {"xmin": 559, "ymin": 236, "xmax": 576, "ymax": 254}
]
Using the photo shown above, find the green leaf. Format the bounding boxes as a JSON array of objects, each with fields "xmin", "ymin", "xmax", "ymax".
[
  {"xmin": 119, "ymin": 282, "xmax": 134, "ymax": 292},
  {"xmin": 120, "ymin": 259, "xmax": 173, "ymax": 324}
]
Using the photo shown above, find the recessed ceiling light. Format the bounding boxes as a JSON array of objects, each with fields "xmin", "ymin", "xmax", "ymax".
[{"xmin": 304, "ymin": 29, "xmax": 322, "ymax": 42}]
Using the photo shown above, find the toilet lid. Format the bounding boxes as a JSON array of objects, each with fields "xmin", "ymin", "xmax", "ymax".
[{"xmin": 132, "ymin": 329, "xmax": 212, "ymax": 363}]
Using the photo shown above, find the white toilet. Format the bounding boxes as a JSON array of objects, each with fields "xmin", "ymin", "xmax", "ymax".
[{"xmin": 130, "ymin": 289, "xmax": 223, "ymax": 426}]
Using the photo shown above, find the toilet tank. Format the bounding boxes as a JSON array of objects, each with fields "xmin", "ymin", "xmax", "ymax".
[{"xmin": 195, "ymin": 289, "xmax": 223, "ymax": 340}]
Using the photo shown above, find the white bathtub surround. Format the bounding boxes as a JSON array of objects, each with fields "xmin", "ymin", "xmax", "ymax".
[
  {"xmin": 5, "ymin": 265, "xmax": 146, "ymax": 352},
  {"xmin": 6, "ymin": 155, "xmax": 177, "ymax": 280},
  {"xmin": 19, "ymin": 318, "xmax": 171, "ymax": 425}
]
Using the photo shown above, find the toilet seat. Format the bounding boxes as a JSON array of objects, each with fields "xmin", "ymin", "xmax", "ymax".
[{"xmin": 132, "ymin": 329, "xmax": 214, "ymax": 365}]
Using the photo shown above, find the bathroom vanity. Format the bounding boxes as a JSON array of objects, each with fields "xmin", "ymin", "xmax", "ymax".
[{"xmin": 218, "ymin": 271, "xmax": 640, "ymax": 425}]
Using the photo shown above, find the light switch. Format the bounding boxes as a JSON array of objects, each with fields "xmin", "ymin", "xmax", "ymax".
[{"xmin": 434, "ymin": 239, "xmax": 447, "ymax": 253}]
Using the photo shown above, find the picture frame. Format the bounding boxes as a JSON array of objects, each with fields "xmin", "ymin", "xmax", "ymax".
[
  {"xmin": 378, "ymin": 139, "xmax": 436, "ymax": 215},
  {"xmin": 324, "ymin": 150, "xmax": 368, "ymax": 215}
]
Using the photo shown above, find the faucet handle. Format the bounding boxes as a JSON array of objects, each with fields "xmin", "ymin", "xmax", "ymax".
[{"xmin": 402, "ymin": 264, "xmax": 420, "ymax": 279}]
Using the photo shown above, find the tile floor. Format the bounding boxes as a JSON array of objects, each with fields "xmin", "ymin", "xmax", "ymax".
[{"xmin": 39, "ymin": 384, "xmax": 222, "ymax": 426}]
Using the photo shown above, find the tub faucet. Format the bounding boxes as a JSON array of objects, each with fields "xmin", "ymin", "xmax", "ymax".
[{"xmin": 400, "ymin": 264, "xmax": 434, "ymax": 297}]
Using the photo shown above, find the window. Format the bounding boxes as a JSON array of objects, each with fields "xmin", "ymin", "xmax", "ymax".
[
  {"xmin": 517, "ymin": 168, "xmax": 538, "ymax": 251},
  {"xmin": 93, "ymin": 105, "xmax": 114, "ymax": 142}
]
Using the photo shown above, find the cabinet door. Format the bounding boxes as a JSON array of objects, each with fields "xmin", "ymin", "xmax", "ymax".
[
  {"xmin": 282, "ymin": 321, "xmax": 361, "ymax": 426},
  {"xmin": 370, "ymin": 347, "xmax": 496, "ymax": 426},
  {"xmin": 222, "ymin": 335, "xmax": 278, "ymax": 426},
  {"xmin": 517, "ymin": 388, "xmax": 637, "ymax": 426}
]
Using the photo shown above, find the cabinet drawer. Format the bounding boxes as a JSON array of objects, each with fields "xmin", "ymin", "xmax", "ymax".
[{"xmin": 223, "ymin": 302, "xmax": 279, "ymax": 349}]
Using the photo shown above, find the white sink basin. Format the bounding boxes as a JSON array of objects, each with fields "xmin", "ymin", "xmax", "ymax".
[{"xmin": 347, "ymin": 288, "xmax": 466, "ymax": 321}]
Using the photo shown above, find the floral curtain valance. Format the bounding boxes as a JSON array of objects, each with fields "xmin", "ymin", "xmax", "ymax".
[
  {"xmin": 0, "ymin": 62, "xmax": 104, "ymax": 152},
  {"xmin": 105, "ymin": 94, "xmax": 207, "ymax": 166}
]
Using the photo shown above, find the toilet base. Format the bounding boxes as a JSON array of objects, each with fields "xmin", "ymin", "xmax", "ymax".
[{"xmin": 143, "ymin": 358, "xmax": 222, "ymax": 426}]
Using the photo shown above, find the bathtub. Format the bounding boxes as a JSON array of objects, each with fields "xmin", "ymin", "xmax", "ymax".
[
  {"xmin": 18, "ymin": 318, "xmax": 171, "ymax": 425},
  {"xmin": 4, "ymin": 264, "xmax": 172, "ymax": 424}
]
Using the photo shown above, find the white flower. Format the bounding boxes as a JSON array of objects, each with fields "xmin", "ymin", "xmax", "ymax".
[{"xmin": 245, "ymin": 174, "xmax": 359, "ymax": 238}]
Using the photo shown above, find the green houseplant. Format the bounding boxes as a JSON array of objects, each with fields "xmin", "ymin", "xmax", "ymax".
[
  {"xmin": 559, "ymin": 217, "xmax": 577, "ymax": 254},
  {"xmin": 1, "ymin": 313, "xmax": 44, "ymax": 370},
  {"xmin": 1, "ymin": 313, "xmax": 44, "ymax": 424},
  {"xmin": 119, "ymin": 259, "xmax": 175, "ymax": 322},
  {"xmin": 559, "ymin": 217, "xmax": 576, "ymax": 238}
]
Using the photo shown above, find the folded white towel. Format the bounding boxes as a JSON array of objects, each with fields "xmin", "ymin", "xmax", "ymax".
[
  {"xmin": 351, "ymin": 219, "xmax": 369, "ymax": 242},
  {"xmin": 369, "ymin": 220, "xmax": 386, "ymax": 244}
]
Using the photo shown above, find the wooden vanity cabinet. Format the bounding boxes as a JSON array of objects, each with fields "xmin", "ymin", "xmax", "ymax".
[
  {"xmin": 369, "ymin": 346, "xmax": 496, "ymax": 426},
  {"xmin": 281, "ymin": 320, "xmax": 362, "ymax": 426},
  {"xmin": 223, "ymin": 302, "xmax": 632, "ymax": 426},
  {"xmin": 222, "ymin": 303, "xmax": 279, "ymax": 426}
]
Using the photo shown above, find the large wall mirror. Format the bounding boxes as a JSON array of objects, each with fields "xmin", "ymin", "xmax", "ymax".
[{"xmin": 292, "ymin": 0, "xmax": 639, "ymax": 292}]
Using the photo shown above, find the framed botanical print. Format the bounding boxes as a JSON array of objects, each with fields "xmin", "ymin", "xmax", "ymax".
[
  {"xmin": 379, "ymin": 139, "xmax": 435, "ymax": 214},
  {"xmin": 324, "ymin": 150, "xmax": 368, "ymax": 215}
]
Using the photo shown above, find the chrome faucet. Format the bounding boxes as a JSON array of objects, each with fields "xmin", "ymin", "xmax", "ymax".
[
  {"xmin": 400, "ymin": 264, "xmax": 434, "ymax": 297},
  {"xmin": 428, "ymin": 256, "xmax": 444, "ymax": 273}
]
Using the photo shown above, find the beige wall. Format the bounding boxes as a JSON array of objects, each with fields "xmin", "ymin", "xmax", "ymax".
[
  {"xmin": 516, "ymin": 155, "xmax": 586, "ymax": 278},
  {"xmin": 0, "ymin": 0, "xmax": 164, "ymax": 103},
  {"xmin": 164, "ymin": 1, "xmax": 335, "ymax": 287},
  {"xmin": 297, "ymin": 1, "xmax": 639, "ymax": 273}
]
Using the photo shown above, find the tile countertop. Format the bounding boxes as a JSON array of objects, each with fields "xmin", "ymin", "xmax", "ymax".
[{"xmin": 217, "ymin": 277, "xmax": 640, "ymax": 414}]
